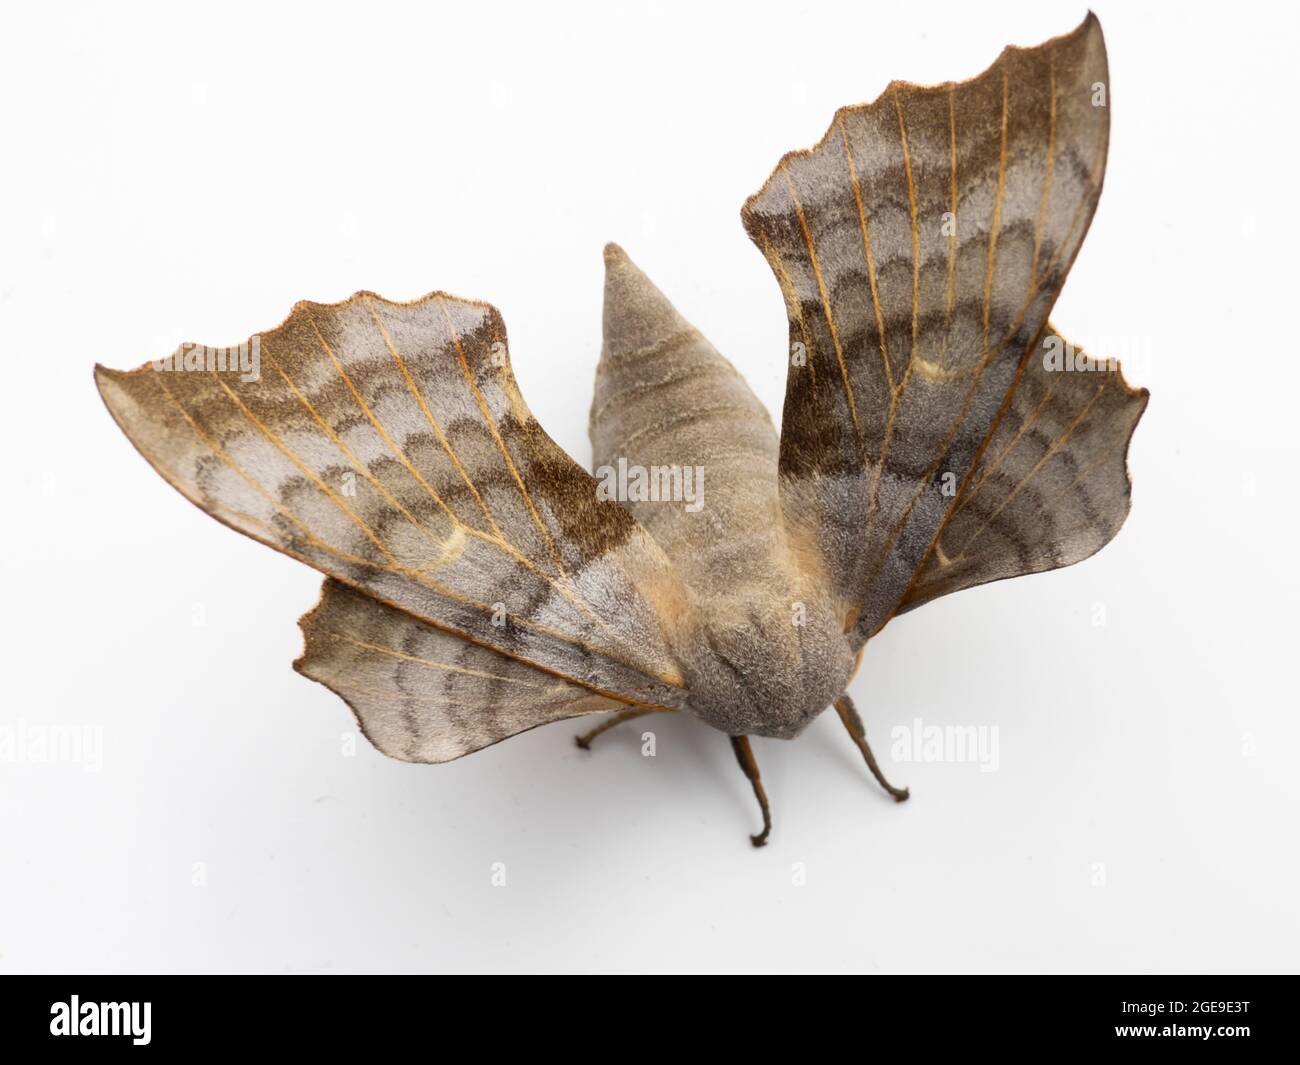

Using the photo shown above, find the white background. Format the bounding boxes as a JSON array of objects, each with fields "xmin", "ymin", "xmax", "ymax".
[{"xmin": 2, "ymin": 0, "xmax": 1296, "ymax": 974}]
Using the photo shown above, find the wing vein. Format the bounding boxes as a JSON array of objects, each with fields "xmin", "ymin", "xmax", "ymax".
[
  {"xmin": 951, "ymin": 382, "xmax": 1106, "ymax": 559},
  {"xmin": 431, "ymin": 297, "xmax": 570, "ymax": 577},
  {"xmin": 357, "ymin": 298, "xmax": 509, "ymax": 542},
  {"xmin": 1029, "ymin": 55, "xmax": 1058, "ymax": 289},
  {"xmin": 327, "ymin": 631, "xmax": 549, "ymax": 688},
  {"xmin": 837, "ymin": 113, "xmax": 893, "ymax": 387},
  {"xmin": 784, "ymin": 169, "xmax": 864, "ymax": 456}
]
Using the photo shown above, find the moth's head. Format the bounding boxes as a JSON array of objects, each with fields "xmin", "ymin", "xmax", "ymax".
[{"xmin": 679, "ymin": 601, "xmax": 857, "ymax": 740}]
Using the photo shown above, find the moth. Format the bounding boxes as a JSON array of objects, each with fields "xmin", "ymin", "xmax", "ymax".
[{"xmin": 96, "ymin": 14, "xmax": 1145, "ymax": 846}]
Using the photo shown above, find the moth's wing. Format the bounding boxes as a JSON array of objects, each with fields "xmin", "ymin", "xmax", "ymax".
[
  {"xmin": 899, "ymin": 328, "xmax": 1147, "ymax": 612},
  {"xmin": 589, "ymin": 243, "xmax": 781, "ymax": 593},
  {"xmin": 296, "ymin": 579, "xmax": 625, "ymax": 762},
  {"xmin": 741, "ymin": 14, "xmax": 1112, "ymax": 641},
  {"xmin": 96, "ymin": 292, "xmax": 690, "ymax": 713}
]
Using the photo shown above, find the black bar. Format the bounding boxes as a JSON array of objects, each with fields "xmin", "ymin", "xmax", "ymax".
[{"xmin": 0, "ymin": 976, "xmax": 1290, "ymax": 1052}]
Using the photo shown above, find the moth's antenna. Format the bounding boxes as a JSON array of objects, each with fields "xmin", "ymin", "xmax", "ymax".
[
  {"xmin": 730, "ymin": 736, "xmax": 773, "ymax": 847},
  {"xmin": 834, "ymin": 695, "xmax": 910, "ymax": 802}
]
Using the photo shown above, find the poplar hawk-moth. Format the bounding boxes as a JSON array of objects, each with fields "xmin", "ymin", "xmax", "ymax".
[{"xmin": 96, "ymin": 14, "xmax": 1146, "ymax": 845}]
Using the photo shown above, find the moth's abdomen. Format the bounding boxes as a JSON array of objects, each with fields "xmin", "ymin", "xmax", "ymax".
[
  {"xmin": 590, "ymin": 244, "xmax": 782, "ymax": 596},
  {"xmin": 590, "ymin": 245, "xmax": 858, "ymax": 737}
]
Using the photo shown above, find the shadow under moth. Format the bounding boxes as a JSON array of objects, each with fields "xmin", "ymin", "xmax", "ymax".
[{"xmin": 96, "ymin": 14, "xmax": 1145, "ymax": 846}]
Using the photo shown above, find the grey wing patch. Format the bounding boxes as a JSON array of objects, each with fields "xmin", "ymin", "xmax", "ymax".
[
  {"xmin": 899, "ymin": 328, "xmax": 1147, "ymax": 611},
  {"xmin": 296, "ymin": 579, "xmax": 627, "ymax": 763}
]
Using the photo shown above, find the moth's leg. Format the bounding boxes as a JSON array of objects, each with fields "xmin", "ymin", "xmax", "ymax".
[
  {"xmin": 574, "ymin": 707, "xmax": 660, "ymax": 751},
  {"xmin": 729, "ymin": 735, "xmax": 772, "ymax": 847},
  {"xmin": 833, "ymin": 694, "xmax": 910, "ymax": 802}
]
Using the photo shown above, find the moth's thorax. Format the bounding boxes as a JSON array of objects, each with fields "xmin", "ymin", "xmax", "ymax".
[{"xmin": 675, "ymin": 588, "xmax": 858, "ymax": 740}]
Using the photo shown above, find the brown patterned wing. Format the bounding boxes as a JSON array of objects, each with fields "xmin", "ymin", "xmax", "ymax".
[
  {"xmin": 296, "ymin": 579, "xmax": 626, "ymax": 762},
  {"xmin": 899, "ymin": 328, "xmax": 1147, "ymax": 612},
  {"xmin": 96, "ymin": 291, "xmax": 690, "ymax": 717},
  {"xmin": 741, "ymin": 14, "xmax": 1110, "ymax": 643}
]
